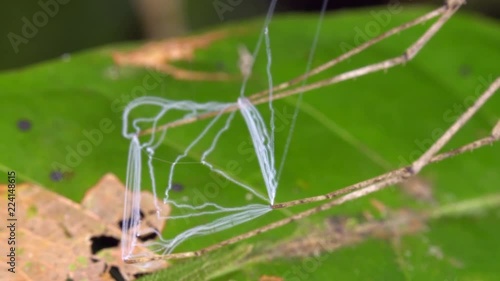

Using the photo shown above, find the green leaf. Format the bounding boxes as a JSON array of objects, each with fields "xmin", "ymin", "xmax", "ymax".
[
  {"xmin": 139, "ymin": 244, "xmax": 253, "ymax": 281},
  {"xmin": 1, "ymin": 5, "xmax": 499, "ymax": 281}
]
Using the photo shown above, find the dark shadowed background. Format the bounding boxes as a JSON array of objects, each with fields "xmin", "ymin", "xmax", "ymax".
[{"xmin": 1, "ymin": 0, "xmax": 498, "ymax": 71}]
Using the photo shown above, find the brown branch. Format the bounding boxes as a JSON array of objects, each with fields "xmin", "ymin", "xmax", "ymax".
[
  {"xmin": 124, "ymin": 130, "xmax": 500, "ymax": 263},
  {"xmin": 137, "ymin": 4, "xmax": 458, "ymax": 137},
  {"xmin": 122, "ymin": 0, "xmax": 499, "ymax": 264}
]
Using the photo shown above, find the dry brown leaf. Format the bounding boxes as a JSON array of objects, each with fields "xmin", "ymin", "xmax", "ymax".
[
  {"xmin": 0, "ymin": 173, "xmax": 169, "ymax": 281},
  {"xmin": 81, "ymin": 173, "xmax": 169, "ymax": 244},
  {"xmin": 112, "ymin": 30, "xmax": 235, "ymax": 81}
]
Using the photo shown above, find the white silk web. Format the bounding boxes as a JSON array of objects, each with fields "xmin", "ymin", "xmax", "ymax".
[{"xmin": 121, "ymin": 0, "xmax": 329, "ymax": 261}]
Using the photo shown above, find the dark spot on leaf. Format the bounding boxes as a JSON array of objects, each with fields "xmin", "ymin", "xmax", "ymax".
[
  {"xmin": 459, "ymin": 64, "xmax": 471, "ymax": 76},
  {"xmin": 50, "ymin": 170, "xmax": 64, "ymax": 182},
  {"xmin": 118, "ymin": 209, "xmax": 144, "ymax": 230},
  {"xmin": 134, "ymin": 272, "xmax": 150, "ymax": 279},
  {"xmin": 216, "ymin": 61, "xmax": 226, "ymax": 71},
  {"xmin": 405, "ymin": 166, "xmax": 415, "ymax": 175},
  {"xmin": 118, "ymin": 218, "xmax": 131, "ymax": 230},
  {"xmin": 90, "ymin": 235, "xmax": 120, "ymax": 255},
  {"xmin": 327, "ymin": 216, "xmax": 347, "ymax": 235},
  {"xmin": 109, "ymin": 266, "xmax": 126, "ymax": 281},
  {"xmin": 17, "ymin": 119, "xmax": 32, "ymax": 131},
  {"xmin": 172, "ymin": 183, "xmax": 184, "ymax": 192},
  {"xmin": 138, "ymin": 231, "xmax": 158, "ymax": 242}
]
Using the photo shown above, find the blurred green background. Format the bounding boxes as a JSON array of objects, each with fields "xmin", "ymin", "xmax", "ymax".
[{"xmin": 1, "ymin": 0, "xmax": 499, "ymax": 71}]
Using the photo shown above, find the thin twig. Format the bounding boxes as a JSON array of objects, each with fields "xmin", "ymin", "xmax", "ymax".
[
  {"xmin": 246, "ymin": 6, "xmax": 447, "ymax": 102},
  {"xmin": 124, "ymin": 130, "xmax": 500, "ymax": 263},
  {"xmin": 261, "ymin": 192, "xmax": 500, "ymax": 260},
  {"xmin": 411, "ymin": 77, "xmax": 500, "ymax": 173},
  {"xmin": 137, "ymin": 3, "xmax": 460, "ymax": 137},
  {"xmin": 248, "ymin": 4, "xmax": 461, "ymax": 106},
  {"xmin": 272, "ymin": 78, "xmax": 500, "ymax": 209}
]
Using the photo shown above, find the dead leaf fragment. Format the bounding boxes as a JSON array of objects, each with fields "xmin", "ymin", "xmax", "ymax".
[
  {"xmin": 0, "ymin": 173, "xmax": 169, "ymax": 281},
  {"xmin": 113, "ymin": 30, "xmax": 234, "ymax": 81},
  {"xmin": 82, "ymin": 173, "xmax": 169, "ymax": 243}
]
